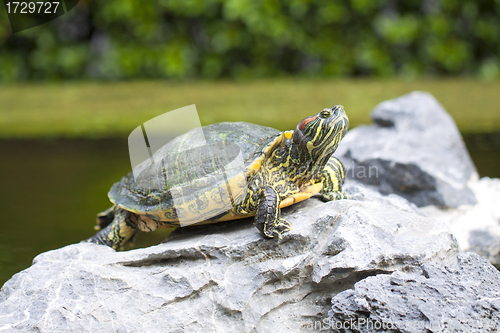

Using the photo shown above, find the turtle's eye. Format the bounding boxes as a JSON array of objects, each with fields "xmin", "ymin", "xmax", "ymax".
[{"xmin": 320, "ymin": 110, "xmax": 331, "ymax": 118}]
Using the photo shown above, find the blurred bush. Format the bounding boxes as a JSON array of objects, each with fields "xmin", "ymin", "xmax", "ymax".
[{"xmin": 1, "ymin": 0, "xmax": 500, "ymax": 81}]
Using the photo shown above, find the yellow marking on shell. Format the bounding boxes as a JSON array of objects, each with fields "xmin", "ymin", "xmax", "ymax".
[
  {"xmin": 174, "ymin": 183, "xmax": 323, "ymax": 226},
  {"xmin": 247, "ymin": 154, "xmax": 265, "ymax": 172},
  {"xmin": 247, "ymin": 132, "xmax": 291, "ymax": 172},
  {"xmin": 134, "ymin": 172, "xmax": 248, "ymax": 226},
  {"xmin": 279, "ymin": 182, "xmax": 323, "ymax": 208},
  {"xmin": 157, "ymin": 206, "xmax": 252, "ymax": 228},
  {"xmin": 199, "ymin": 210, "xmax": 252, "ymax": 224}
]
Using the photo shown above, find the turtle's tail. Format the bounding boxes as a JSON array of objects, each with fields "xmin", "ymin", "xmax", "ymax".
[{"xmin": 84, "ymin": 207, "xmax": 138, "ymax": 250}]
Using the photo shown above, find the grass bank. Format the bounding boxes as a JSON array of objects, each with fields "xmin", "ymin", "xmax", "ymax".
[{"xmin": 1, "ymin": 78, "xmax": 499, "ymax": 138}]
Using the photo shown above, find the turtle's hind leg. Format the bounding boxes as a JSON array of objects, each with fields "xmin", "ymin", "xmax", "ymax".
[
  {"xmin": 85, "ymin": 207, "xmax": 138, "ymax": 250},
  {"xmin": 96, "ymin": 205, "xmax": 117, "ymax": 230}
]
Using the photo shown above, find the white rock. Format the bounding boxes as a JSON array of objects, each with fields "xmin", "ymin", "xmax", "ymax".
[
  {"xmin": 422, "ymin": 177, "xmax": 500, "ymax": 265},
  {"xmin": 0, "ymin": 196, "xmax": 458, "ymax": 332}
]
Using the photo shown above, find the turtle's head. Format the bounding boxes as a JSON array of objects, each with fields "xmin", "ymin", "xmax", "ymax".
[{"xmin": 292, "ymin": 105, "xmax": 349, "ymax": 166}]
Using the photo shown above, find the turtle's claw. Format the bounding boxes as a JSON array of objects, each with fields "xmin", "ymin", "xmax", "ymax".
[{"xmin": 264, "ymin": 218, "xmax": 291, "ymax": 239}]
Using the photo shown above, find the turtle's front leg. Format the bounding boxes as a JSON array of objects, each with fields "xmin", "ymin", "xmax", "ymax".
[
  {"xmin": 320, "ymin": 157, "xmax": 349, "ymax": 201},
  {"xmin": 254, "ymin": 186, "xmax": 291, "ymax": 238}
]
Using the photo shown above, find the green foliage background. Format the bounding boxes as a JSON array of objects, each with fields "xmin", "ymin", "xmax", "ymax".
[{"xmin": 1, "ymin": 0, "xmax": 500, "ymax": 81}]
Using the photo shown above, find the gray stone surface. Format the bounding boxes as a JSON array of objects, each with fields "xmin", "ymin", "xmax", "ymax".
[
  {"xmin": 469, "ymin": 230, "xmax": 500, "ymax": 269},
  {"xmin": 328, "ymin": 252, "xmax": 500, "ymax": 333},
  {"xmin": 0, "ymin": 195, "xmax": 458, "ymax": 333},
  {"xmin": 336, "ymin": 91, "xmax": 478, "ymax": 208},
  {"xmin": 421, "ymin": 177, "xmax": 500, "ymax": 267}
]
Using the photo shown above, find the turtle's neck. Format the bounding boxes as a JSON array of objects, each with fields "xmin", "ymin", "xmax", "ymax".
[{"xmin": 289, "ymin": 129, "xmax": 332, "ymax": 179}]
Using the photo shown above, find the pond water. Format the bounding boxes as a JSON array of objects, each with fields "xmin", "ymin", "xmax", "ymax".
[{"xmin": 0, "ymin": 135, "xmax": 499, "ymax": 286}]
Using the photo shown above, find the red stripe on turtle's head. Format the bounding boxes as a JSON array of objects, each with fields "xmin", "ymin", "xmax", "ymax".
[
  {"xmin": 293, "ymin": 106, "xmax": 349, "ymax": 152},
  {"xmin": 297, "ymin": 115, "xmax": 318, "ymax": 131}
]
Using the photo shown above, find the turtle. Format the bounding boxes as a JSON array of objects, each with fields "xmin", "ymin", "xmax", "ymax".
[{"xmin": 86, "ymin": 105, "xmax": 349, "ymax": 250}]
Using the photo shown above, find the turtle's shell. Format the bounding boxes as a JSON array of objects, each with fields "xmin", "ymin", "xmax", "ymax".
[{"xmin": 109, "ymin": 122, "xmax": 280, "ymax": 220}]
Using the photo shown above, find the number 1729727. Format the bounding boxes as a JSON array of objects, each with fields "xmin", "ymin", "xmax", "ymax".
[{"xmin": 6, "ymin": 2, "xmax": 60, "ymax": 14}]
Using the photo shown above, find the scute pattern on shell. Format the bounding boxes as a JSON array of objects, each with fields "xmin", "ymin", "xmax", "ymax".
[{"xmin": 109, "ymin": 122, "xmax": 280, "ymax": 213}]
